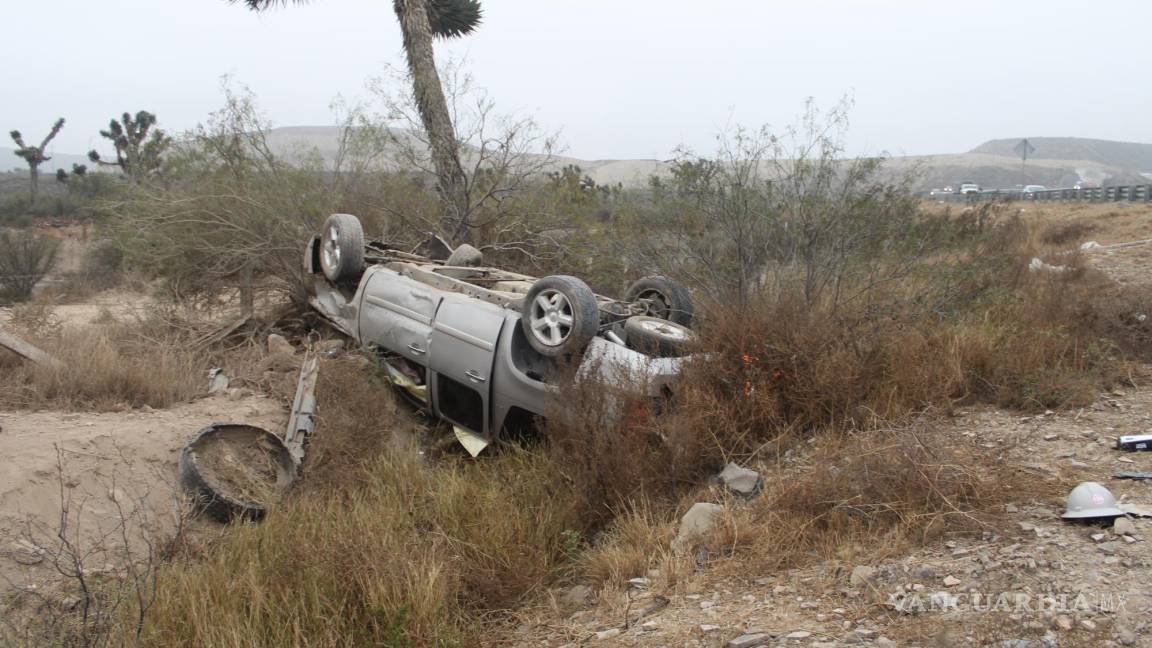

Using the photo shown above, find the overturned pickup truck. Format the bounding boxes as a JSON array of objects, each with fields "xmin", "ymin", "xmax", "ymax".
[{"xmin": 304, "ymin": 214, "xmax": 696, "ymax": 442}]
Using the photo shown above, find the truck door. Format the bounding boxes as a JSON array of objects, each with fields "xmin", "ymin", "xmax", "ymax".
[
  {"xmin": 428, "ymin": 297, "xmax": 506, "ymax": 435},
  {"xmin": 358, "ymin": 269, "xmax": 442, "ymax": 365}
]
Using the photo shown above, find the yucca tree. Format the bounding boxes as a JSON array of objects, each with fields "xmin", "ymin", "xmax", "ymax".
[
  {"xmin": 9, "ymin": 118, "xmax": 65, "ymax": 206},
  {"xmin": 233, "ymin": 0, "xmax": 482, "ymax": 242}
]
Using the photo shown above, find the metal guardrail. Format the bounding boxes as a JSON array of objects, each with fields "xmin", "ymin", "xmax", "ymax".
[{"xmin": 927, "ymin": 185, "xmax": 1152, "ymax": 204}]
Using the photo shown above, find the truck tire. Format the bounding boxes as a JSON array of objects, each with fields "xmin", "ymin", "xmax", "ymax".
[
  {"xmin": 179, "ymin": 423, "xmax": 297, "ymax": 523},
  {"xmin": 624, "ymin": 316, "xmax": 695, "ymax": 357},
  {"xmin": 623, "ymin": 276, "xmax": 694, "ymax": 327},
  {"xmin": 319, "ymin": 213, "xmax": 365, "ymax": 283},
  {"xmin": 522, "ymin": 275, "xmax": 599, "ymax": 357}
]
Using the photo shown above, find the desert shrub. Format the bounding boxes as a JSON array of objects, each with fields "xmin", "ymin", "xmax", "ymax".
[{"xmin": 0, "ymin": 228, "xmax": 59, "ymax": 303}]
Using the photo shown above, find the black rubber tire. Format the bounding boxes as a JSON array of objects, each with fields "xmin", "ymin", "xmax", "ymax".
[
  {"xmin": 319, "ymin": 214, "xmax": 365, "ymax": 283},
  {"xmin": 521, "ymin": 275, "xmax": 599, "ymax": 357},
  {"xmin": 446, "ymin": 243, "xmax": 483, "ymax": 267},
  {"xmin": 179, "ymin": 423, "xmax": 297, "ymax": 523},
  {"xmin": 624, "ymin": 315, "xmax": 695, "ymax": 357},
  {"xmin": 623, "ymin": 276, "xmax": 694, "ymax": 327}
]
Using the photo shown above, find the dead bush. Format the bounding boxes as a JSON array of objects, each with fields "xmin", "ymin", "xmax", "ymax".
[
  {"xmin": 0, "ymin": 228, "xmax": 59, "ymax": 303},
  {"xmin": 1039, "ymin": 219, "xmax": 1098, "ymax": 246}
]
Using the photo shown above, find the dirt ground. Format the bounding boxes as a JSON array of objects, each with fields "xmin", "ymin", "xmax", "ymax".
[
  {"xmin": 0, "ymin": 396, "xmax": 285, "ymax": 591},
  {"xmin": 4, "ymin": 202, "xmax": 1152, "ymax": 646}
]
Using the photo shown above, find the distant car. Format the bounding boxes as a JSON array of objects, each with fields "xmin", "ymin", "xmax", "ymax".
[
  {"xmin": 959, "ymin": 183, "xmax": 981, "ymax": 195},
  {"xmin": 1021, "ymin": 185, "xmax": 1047, "ymax": 195},
  {"xmin": 1074, "ymin": 181, "xmax": 1100, "ymax": 190}
]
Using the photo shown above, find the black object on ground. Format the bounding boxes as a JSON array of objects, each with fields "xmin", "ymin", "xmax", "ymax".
[{"xmin": 180, "ymin": 423, "xmax": 297, "ymax": 522}]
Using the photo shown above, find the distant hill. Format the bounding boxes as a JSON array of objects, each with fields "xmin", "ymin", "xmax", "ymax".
[
  {"xmin": 0, "ymin": 148, "xmax": 92, "ymax": 174},
  {"xmin": 7, "ymin": 131, "xmax": 1152, "ymax": 195},
  {"xmin": 969, "ymin": 138, "xmax": 1152, "ymax": 172}
]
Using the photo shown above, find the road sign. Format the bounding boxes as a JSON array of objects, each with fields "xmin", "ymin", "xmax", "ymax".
[{"xmin": 1014, "ymin": 139, "xmax": 1036, "ymax": 161}]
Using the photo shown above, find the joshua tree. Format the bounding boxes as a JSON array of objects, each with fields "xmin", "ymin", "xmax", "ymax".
[
  {"xmin": 88, "ymin": 111, "xmax": 171, "ymax": 181},
  {"xmin": 55, "ymin": 164, "xmax": 88, "ymax": 183},
  {"xmin": 9, "ymin": 118, "xmax": 65, "ymax": 205},
  {"xmin": 233, "ymin": 0, "xmax": 482, "ymax": 242}
]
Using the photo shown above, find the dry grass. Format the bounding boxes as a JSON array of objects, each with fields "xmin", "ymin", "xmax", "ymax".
[
  {"xmin": 0, "ymin": 325, "xmax": 203, "ymax": 410},
  {"xmin": 133, "ymin": 360, "xmax": 590, "ymax": 647}
]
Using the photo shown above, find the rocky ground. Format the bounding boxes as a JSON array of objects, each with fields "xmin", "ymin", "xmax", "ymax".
[
  {"xmin": 502, "ymin": 389, "xmax": 1152, "ymax": 648},
  {"xmin": 503, "ymin": 217, "xmax": 1152, "ymax": 648}
]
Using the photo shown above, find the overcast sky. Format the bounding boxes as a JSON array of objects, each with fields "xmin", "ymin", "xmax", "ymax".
[{"xmin": 4, "ymin": 0, "xmax": 1150, "ymax": 161}]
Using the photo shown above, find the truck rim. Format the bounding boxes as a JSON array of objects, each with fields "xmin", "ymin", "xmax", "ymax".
[{"xmin": 528, "ymin": 289, "xmax": 575, "ymax": 347}]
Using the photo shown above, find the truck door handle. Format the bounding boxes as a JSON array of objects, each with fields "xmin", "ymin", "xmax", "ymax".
[
  {"xmin": 465, "ymin": 370, "xmax": 486, "ymax": 383},
  {"xmin": 407, "ymin": 343, "xmax": 426, "ymax": 355}
]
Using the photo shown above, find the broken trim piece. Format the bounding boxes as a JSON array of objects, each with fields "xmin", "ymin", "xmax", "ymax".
[{"xmin": 0, "ymin": 326, "xmax": 58, "ymax": 366}]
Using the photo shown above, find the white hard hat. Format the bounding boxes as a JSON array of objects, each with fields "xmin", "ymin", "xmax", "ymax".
[{"xmin": 1062, "ymin": 482, "xmax": 1126, "ymax": 519}]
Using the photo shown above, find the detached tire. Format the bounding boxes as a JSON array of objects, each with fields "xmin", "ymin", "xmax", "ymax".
[
  {"xmin": 623, "ymin": 276, "xmax": 694, "ymax": 327},
  {"xmin": 522, "ymin": 275, "xmax": 599, "ymax": 357},
  {"xmin": 625, "ymin": 316, "xmax": 695, "ymax": 357},
  {"xmin": 319, "ymin": 214, "xmax": 365, "ymax": 283}
]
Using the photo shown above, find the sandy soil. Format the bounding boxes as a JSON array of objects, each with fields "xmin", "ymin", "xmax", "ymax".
[{"xmin": 0, "ymin": 395, "xmax": 285, "ymax": 590}]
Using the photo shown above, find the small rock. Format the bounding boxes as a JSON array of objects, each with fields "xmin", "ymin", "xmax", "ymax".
[
  {"xmin": 560, "ymin": 584, "xmax": 591, "ymax": 607},
  {"xmin": 267, "ymin": 333, "xmax": 295, "ymax": 356},
  {"xmin": 1091, "ymin": 532, "xmax": 1108, "ymax": 542},
  {"xmin": 1117, "ymin": 628, "xmax": 1137, "ymax": 646},
  {"xmin": 876, "ymin": 638, "xmax": 897, "ymax": 648},
  {"xmin": 699, "ymin": 600, "xmax": 714, "ymax": 609},
  {"xmin": 699, "ymin": 624, "xmax": 720, "ymax": 633},
  {"xmin": 672, "ymin": 503, "xmax": 725, "ymax": 553},
  {"xmin": 1097, "ymin": 541, "xmax": 1122, "ymax": 554},
  {"xmin": 1081, "ymin": 619, "xmax": 1097, "ymax": 631},
  {"xmin": 849, "ymin": 565, "xmax": 876, "ymax": 587},
  {"xmin": 1053, "ymin": 615, "xmax": 1073, "ymax": 631},
  {"xmin": 728, "ymin": 634, "xmax": 772, "ymax": 648},
  {"xmin": 594, "ymin": 628, "xmax": 620, "ymax": 640},
  {"xmin": 785, "ymin": 630, "xmax": 812, "ymax": 640},
  {"xmin": 943, "ymin": 575, "xmax": 961, "ymax": 587},
  {"xmin": 8, "ymin": 539, "xmax": 45, "ymax": 565},
  {"xmin": 627, "ymin": 577, "xmax": 650, "ymax": 589},
  {"xmin": 1113, "ymin": 517, "xmax": 1136, "ymax": 536},
  {"xmin": 717, "ymin": 462, "xmax": 762, "ymax": 496}
]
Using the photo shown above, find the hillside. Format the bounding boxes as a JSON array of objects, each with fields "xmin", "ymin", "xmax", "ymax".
[
  {"xmin": 970, "ymin": 137, "xmax": 1152, "ymax": 171},
  {"xmin": 0, "ymin": 148, "xmax": 91, "ymax": 174},
  {"xmin": 7, "ymin": 131, "xmax": 1152, "ymax": 195}
]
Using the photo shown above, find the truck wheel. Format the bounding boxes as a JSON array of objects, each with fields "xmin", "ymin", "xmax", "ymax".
[
  {"xmin": 522, "ymin": 275, "xmax": 599, "ymax": 357},
  {"xmin": 623, "ymin": 276, "xmax": 694, "ymax": 327},
  {"xmin": 319, "ymin": 214, "xmax": 365, "ymax": 283},
  {"xmin": 624, "ymin": 316, "xmax": 695, "ymax": 357}
]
